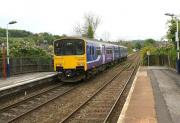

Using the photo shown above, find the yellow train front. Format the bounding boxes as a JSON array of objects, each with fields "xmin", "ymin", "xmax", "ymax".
[{"xmin": 54, "ymin": 38, "xmax": 87, "ymax": 82}]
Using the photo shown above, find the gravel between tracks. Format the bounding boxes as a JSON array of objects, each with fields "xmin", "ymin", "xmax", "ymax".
[
  {"xmin": 7, "ymin": 54, "xmax": 138, "ymax": 123},
  {"xmin": 67, "ymin": 69, "xmax": 131, "ymax": 123},
  {"xmin": 14, "ymin": 64, "xmax": 127, "ymax": 123},
  {"xmin": 0, "ymin": 81, "xmax": 59, "ymax": 110}
]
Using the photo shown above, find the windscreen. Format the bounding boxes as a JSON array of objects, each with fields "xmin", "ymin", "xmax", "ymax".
[{"xmin": 54, "ymin": 39, "xmax": 85, "ymax": 55}]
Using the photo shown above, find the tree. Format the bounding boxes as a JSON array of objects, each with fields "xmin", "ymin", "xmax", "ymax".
[
  {"xmin": 134, "ymin": 42, "xmax": 142, "ymax": 49},
  {"xmin": 144, "ymin": 38, "xmax": 156, "ymax": 47},
  {"xmin": 9, "ymin": 39, "xmax": 50, "ymax": 57},
  {"xmin": 0, "ymin": 28, "xmax": 33, "ymax": 37},
  {"xmin": 74, "ymin": 13, "xmax": 101, "ymax": 39},
  {"xmin": 87, "ymin": 25, "xmax": 94, "ymax": 38},
  {"xmin": 166, "ymin": 18, "xmax": 180, "ymax": 46}
]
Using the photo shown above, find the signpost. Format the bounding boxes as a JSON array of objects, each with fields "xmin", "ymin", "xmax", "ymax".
[{"xmin": 147, "ymin": 51, "xmax": 150, "ymax": 66}]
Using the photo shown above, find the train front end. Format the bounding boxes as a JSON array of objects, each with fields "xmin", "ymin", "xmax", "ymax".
[{"xmin": 54, "ymin": 38, "xmax": 87, "ymax": 82}]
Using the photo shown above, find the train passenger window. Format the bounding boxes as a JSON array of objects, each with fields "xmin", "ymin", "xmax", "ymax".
[
  {"xmin": 106, "ymin": 48, "xmax": 112, "ymax": 54},
  {"xmin": 110, "ymin": 50, "xmax": 112, "ymax": 54},
  {"xmin": 92, "ymin": 46, "xmax": 94, "ymax": 55},
  {"xmin": 115, "ymin": 48, "xmax": 119, "ymax": 53},
  {"xmin": 106, "ymin": 49, "xmax": 108, "ymax": 54},
  {"xmin": 90, "ymin": 46, "xmax": 92, "ymax": 55},
  {"xmin": 96, "ymin": 47, "xmax": 101, "ymax": 55}
]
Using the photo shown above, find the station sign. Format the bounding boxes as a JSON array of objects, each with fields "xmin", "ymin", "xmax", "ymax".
[{"xmin": 147, "ymin": 51, "xmax": 150, "ymax": 56}]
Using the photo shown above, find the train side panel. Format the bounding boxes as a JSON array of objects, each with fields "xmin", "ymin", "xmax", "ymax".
[{"xmin": 86, "ymin": 41, "xmax": 103, "ymax": 70}]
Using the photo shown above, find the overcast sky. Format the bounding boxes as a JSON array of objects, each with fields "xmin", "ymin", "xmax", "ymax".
[{"xmin": 0, "ymin": 0, "xmax": 180, "ymax": 41}]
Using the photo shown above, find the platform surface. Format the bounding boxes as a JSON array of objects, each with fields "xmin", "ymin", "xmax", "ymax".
[
  {"xmin": 118, "ymin": 66, "xmax": 157, "ymax": 123},
  {"xmin": 0, "ymin": 72, "xmax": 57, "ymax": 91},
  {"xmin": 118, "ymin": 66, "xmax": 180, "ymax": 123}
]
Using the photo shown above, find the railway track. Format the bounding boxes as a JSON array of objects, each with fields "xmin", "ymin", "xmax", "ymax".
[
  {"xmin": 0, "ymin": 53, "xmax": 139, "ymax": 123},
  {"xmin": 0, "ymin": 58, "xmax": 128, "ymax": 123},
  {"xmin": 103, "ymin": 60, "xmax": 139, "ymax": 123},
  {"xmin": 59, "ymin": 54, "xmax": 140, "ymax": 123},
  {"xmin": 0, "ymin": 83, "xmax": 79, "ymax": 123}
]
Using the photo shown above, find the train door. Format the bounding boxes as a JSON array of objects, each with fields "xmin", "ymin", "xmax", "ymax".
[{"xmin": 102, "ymin": 45, "xmax": 105, "ymax": 64}]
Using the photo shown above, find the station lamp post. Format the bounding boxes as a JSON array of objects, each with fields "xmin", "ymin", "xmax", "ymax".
[
  {"xmin": 6, "ymin": 21, "xmax": 17, "ymax": 77},
  {"xmin": 165, "ymin": 13, "xmax": 180, "ymax": 73}
]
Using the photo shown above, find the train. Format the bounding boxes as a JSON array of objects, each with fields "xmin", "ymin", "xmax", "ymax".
[{"xmin": 53, "ymin": 37, "xmax": 128, "ymax": 82}]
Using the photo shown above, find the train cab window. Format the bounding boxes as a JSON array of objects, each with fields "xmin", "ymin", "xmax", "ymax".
[
  {"xmin": 76, "ymin": 41, "xmax": 84, "ymax": 55},
  {"xmin": 54, "ymin": 39, "xmax": 85, "ymax": 55}
]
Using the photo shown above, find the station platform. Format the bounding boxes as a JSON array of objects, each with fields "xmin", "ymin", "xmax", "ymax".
[
  {"xmin": 118, "ymin": 66, "xmax": 180, "ymax": 123},
  {"xmin": 0, "ymin": 72, "xmax": 57, "ymax": 97}
]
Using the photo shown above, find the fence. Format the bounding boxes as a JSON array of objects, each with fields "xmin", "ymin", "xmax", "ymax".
[
  {"xmin": 0, "ymin": 57, "xmax": 54, "ymax": 78},
  {"xmin": 142, "ymin": 55, "xmax": 176, "ymax": 69}
]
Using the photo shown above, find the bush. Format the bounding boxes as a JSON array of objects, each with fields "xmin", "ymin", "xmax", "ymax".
[
  {"xmin": 141, "ymin": 45, "xmax": 156, "ymax": 59},
  {"xmin": 141, "ymin": 43, "xmax": 177, "ymax": 68},
  {"xmin": 10, "ymin": 40, "xmax": 50, "ymax": 58}
]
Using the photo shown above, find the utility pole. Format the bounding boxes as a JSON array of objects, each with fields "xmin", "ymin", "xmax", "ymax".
[{"xmin": 165, "ymin": 13, "xmax": 180, "ymax": 73}]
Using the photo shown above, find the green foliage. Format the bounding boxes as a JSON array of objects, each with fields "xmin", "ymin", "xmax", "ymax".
[
  {"xmin": 0, "ymin": 36, "xmax": 55, "ymax": 59},
  {"xmin": 141, "ymin": 41, "xmax": 177, "ymax": 67},
  {"xmin": 30, "ymin": 32, "xmax": 55, "ymax": 45},
  {"xmin": 134, "ymin": 42, "xmax": 142, "ymax": 49},
  {"xmin": 0, "ymin": 27, "xmax": 68, "ymax": 58},
  {"xmin": 9, "ymin": 39, "xmax": 49, "ymax": 58},
  {"xmin": 87, "ymin": 25, "xmax": 94, "ymax": 38},
  {"xmin": 74, "ymin": 13, "xmax": 100, "ymax": 39},
  {"xmin": 0, "ymin": 28, "xmax": 6, "ymax": 37},
  {"xmin": 0, "ymin": 28, "xmax": 33, "ymax": 37},
  {"xmin": 141, "ymin": 45, "xmax": 157, "ymax": 60},
  {"xmin": 144, "ymin": 38, "xmax": 156, "ymax": 47},
  {"xmin": 166, "ymin": 19, "xmax": 180, "ymax": 46}
]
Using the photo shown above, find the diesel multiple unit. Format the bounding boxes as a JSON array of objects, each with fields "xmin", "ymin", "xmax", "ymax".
[{"xmin": 54, "ymin": 37, "xmax": 128, "ymax": 82}]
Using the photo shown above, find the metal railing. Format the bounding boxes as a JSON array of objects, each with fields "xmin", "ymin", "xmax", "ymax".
[{"xmin": 0, "ymin": 57, "xmax": 54, "ymax": 78}]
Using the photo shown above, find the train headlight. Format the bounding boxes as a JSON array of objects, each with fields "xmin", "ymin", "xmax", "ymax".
[
  {"xmin": 77, "ymin": 62, "xmax": 84, "ymax": 66},
  {"xmin": 56, "ymin": 64, "xmax": 62, "ymax": 67}
]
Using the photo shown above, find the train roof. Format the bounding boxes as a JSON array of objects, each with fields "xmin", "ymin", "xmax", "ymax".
[{"xmin": 54, "ymin": 37, "xmax": 127, "ymax": 48}]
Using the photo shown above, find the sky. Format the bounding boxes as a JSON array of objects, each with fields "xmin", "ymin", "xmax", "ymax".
[{"xmin": 0, "ymin": 0, "xmax": 180, "ymax": 41}]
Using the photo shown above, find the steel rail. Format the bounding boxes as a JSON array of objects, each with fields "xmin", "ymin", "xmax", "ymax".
[
  {"xmin": 0, "ymin": 83, "xmax": 63, "ymax": 111},
  {"xmin": 0, "ymin": 83, "xmax": 78, "ymax": 123},
  {"xmin": 6, "ymin": 60, "xmax": 129, "ymax": 123},
  {"xmin": 59, "ymin": 63, "xmax": 131, "ymax": 123},
  {"xmin": 1, "ymin": 53, "xmax": 138, "ymax": 123},
  {"xmin": 103, "ymin": 60, "xmax": 140, "ymax": 123}
]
